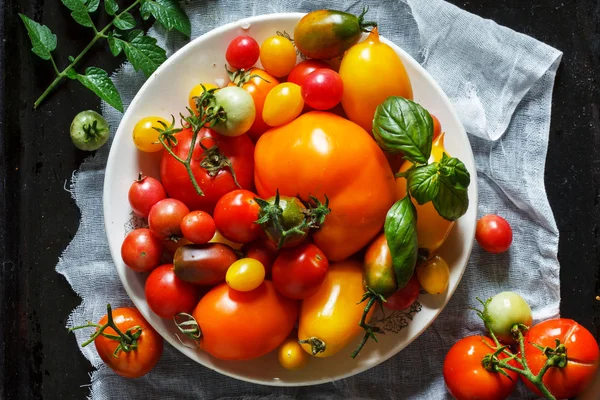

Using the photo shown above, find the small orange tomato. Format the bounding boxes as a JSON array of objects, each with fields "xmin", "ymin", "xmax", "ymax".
[
  {"xmin": 278, "ymin": 336, "xmax": 309, "ymax": 370},
  {"xmin": 188, "ymin": 83, "xmax": 218, "ymax": 114},
  {"xmin": 262, "ymin": 83, "xmax": 304, "ymax": 127},
  {"xmin": 260, "ymin": 36, "xmax": 297, "ymax": 78}
]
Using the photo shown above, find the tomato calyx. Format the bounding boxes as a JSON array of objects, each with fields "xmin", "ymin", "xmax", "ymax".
[
  {"xmin": 69, "ymin": 304, "xmax": 143, "ymax": 357},
  {"xmin": 350, "ymin": 286, "xmax": 386, "ymax": 358},
  {"xmin": 197, "ymin": 138, "xmax": 241, "ymax": 188},
  {"xmin": 532, "ymin": 339, "xmax": 568, "ymax": 368},
  {"xmin": 298, "ymin": 336, "xmax": 327, "ymax": 356},
  {"xmin": 357, "ymin": 6, "xmax": 378, "ymax": 33},
  {"xmin": 173, "ymin": 312, "xmax": 202, "ymax": 348},
  {"xmin": 227, "ymin": 67, "xmax": 271, "ymax": 87},
  {"xmin": 81, "ymin": 119, "xmax": 105, "ymax": 143}
]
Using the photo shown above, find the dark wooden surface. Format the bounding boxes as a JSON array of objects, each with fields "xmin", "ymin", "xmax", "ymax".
[{"xmin": 0, "ymin": 0, "xmax": 598, "ymax": 399}]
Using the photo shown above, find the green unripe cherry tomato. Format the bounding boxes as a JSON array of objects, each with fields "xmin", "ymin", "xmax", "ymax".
[
  {"xmin": 70, "ymin": 110, "xmax": 110, "ymax": 151},
  {"xmin": 483, "ymin": 291, "xmax": 533, "ymax": 343},
  {"xmin": 212, "ymin": 86, "xmax": 256, "ymax": 137}
]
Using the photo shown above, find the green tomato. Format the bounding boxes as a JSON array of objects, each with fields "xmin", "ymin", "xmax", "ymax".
[
  {"xmin": 70, "ymin": 110, "xmax": 110, "ymax": 151},
  {"xmin": 483, "ymin": 291, "xmax": 532, "ymax": 342},
  {"xmin": 212, "ymin": 86, "xmax": 256, "ymax": 137}
]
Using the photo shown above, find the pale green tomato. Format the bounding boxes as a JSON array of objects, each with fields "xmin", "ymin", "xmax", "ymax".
[
  {"xmin": 70, "ymin": 110, "xmax": 110, "ymax": 151},
  {"xmin": 212, "ymin": 86, "xmax": 256, "ymax": 137},
  {"xmin": 483, "ymin": 291, "xmax": 532, "ymax": 342}
]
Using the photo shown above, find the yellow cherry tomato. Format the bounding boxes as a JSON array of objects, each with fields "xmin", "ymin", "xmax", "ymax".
[
  {"xmin": 209, "ymin": 229, "xmax": 243, "ymax": 250},
  {"xmin": 396, "ymin": 133, "xmax": 455, "ymax": 254},
  {"xmin": 339, "ymin": 27, "xmax": 413, "ymax": 132},
  {"xmin": 262, "ymin": 83, "xmax": 304, "ymax": 127},
  {"xmin": 298, "ymin": 260, "xmax": 374, "ymax": 358},
  {"xmin": 278, "ymin": 336, "xmax": 309, "ymax": 370},
  {"xmin": 188, "ymin": 83, "xmax": 218, "ymax": 114},
  {"xmin": 226, "ymin": 258, "xmax": 265, "ymax": 292},
  {"xmin": 416, "ymin": 255, "xmax": 450, "ymax": 295},
  {"xmin": 132, "ymin": 116, "xmax": 168, "ymax": 153},
  {"xmin": 260, "ymin": 36, "xmax": 297, "ymax": 78}
]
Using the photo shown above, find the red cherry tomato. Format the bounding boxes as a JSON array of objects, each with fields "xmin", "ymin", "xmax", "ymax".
[
  {"xmin": 213, "ymin": 189, "xmax": 262, "ymax": 243},
  {"xmin": 431, "ymin": 114, "xmax": 442, "ymax": 139},
  {"xmin": 148, "ymin": 198, "xmax": 190, "ymax": 239},
  {"xmin": 145, "ymin": 264, "xmax": 200, "ymax": 318},
  {"xmin": 384, "ymin": 275, "xmax": 420, "ymax": 310},
  {"xmin": 242, "ymin": 239, "xmax": 278, "ymax": 278},
  {"xmin": 128, "ymin": 175, "xmax": 167, "ymax": 217},
  {"xmin": 121, "ymin": 228, "xmax": 163, "ymax": 272},
  {"xmin": 180, "ymin": 211, "xmax": 216, "ymax": 244},
  {"xmin": 226, "ymin": 35, "xmax": 260, "ymax": 70},
  {"xmin": 271, "ymin": 243, "xmax": 329, "ymax": 299},
  {"xmin": 522, "ymin": 319, "xmax": 599, "ymax": 399},
  {"xmin": 301, "ymin": 69, "xmax": 344, "ymax": 110},
  {"xmin": 475, "ymin": 214, "xmax": 513, "ymax": 253},
  {"xmin": 444, "ymin": 336, "xmax": 518, "ymax": 400},
  {"xmin": 287, "ymin": 59, "xmax": 331, "ymax": 86},
  {"xmin": 163, "ymin": 237, "xmax": 192, "ymax": 255}
]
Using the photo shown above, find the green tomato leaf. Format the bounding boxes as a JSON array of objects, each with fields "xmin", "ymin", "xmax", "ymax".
[
  {"xmin": 407, "ymin": 163, "xmax": 440, "ymax": 205},
  {"xmin": 19, "ymin": 14, "xmax": 57, "ymax": 60},
  {"xmin": 438, "ymin": 153, "xmax": 471, "ymax": 188},
  {"xmin": 107, "ymin": 31, "xmax": 122, "ymax": 56},
  {"xmin": 384, "ymin": 196, "xmax": 418, "ymax": 289},
  {"xmin": 104, "ymin": 0, "xmax": 119, "ymax": 15},
  {"xmin": 85, "ymin": 0, "xmax": 100, "ymax": 12},
  {"xmin": 112, "ymin": 30, "xmax": 167, "ymax": 77},
  {"xmin": 61, "ymin": 0, "xmax": 94, "ymax": 27},
  {"xmin": 432, "ymin": 175, "xmax": 469, "ymax": 221},
  {"xmin": 77, "ymin": 67, "xmax": 124, "ymax": 112},
  {"xmin": 140, "ymin": 0, "xmax": 191, "ymax": 37},
  {"xmin": 113, "ymin": 12, "xmax": 136, "ymax": 30},
  {"xmin": 373, "ymin": 96, "xmax": 434, "ymax": 164}
]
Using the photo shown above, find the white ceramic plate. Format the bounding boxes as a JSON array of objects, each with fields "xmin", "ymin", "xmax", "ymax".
[{"xmin": 103, "ymin": 12, "xmax": 478, "ymax": 386}]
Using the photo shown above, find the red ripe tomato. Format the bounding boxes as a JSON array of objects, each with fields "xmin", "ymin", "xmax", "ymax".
[
  {"xmin": 271, "ymin": 243, "xmax": 329, "ymax": 299},
  {"xmin": 148, "ymin": 198, "xmax": 189, "ymax": 239},
  {"xmin": 213, "ymin": 189, "xmax": 262, "ymax": 243},
  {"xmin": 522, "ymin": 319, "xmax": 599, "ymax": 399},
  {"xmin": 287, "ymin": 59, "xmax": 331, "ymax": 86},
  {"xmin": 163, "ymin": 237, "xmax": 192, "ymax": 255},
  {"xmin": 160, "ymin": 128, "xmax": 254, "ymax": 213},
  {"xmin": 431, "ymin": 114, "xmax": 442, "ymax": 139},
  {"xmin": 226, "ymin": 36, "xmax": 260, "ymax": 70},
  {"xmin": 242, "ymin": 239, "xmax": 278, "ymax": 277},
  {"xmin": 128, "ymin": 175, "xmax": 167, "ymax": 217},
  {"xmin": 444, "ymin": 336, "xmax": 518, "ymax": 400},
  {"xmin": 192, "ymin": 281, "xmax": 298, "ymax": 360},
  {"xmin": 301, "ymin": 69, "xmax": 344, "ymax": 110},
  {"xmin": 180, "ymin": 211, "xmax": 216, "ymax": 244},
  {"xmin": 384, "ymin": 275, "xmax": 420, "ymax": 310},
  {"xmin": 145, "ymin": 264, "xmax": 200, "ymax": 318},
  {"xmin": 121, "ymin": 228, "xmax": 163, "ymax": 272},
  {"xmin": 475, "ymin": 214, "xmax": 513, "ymax": 253}
]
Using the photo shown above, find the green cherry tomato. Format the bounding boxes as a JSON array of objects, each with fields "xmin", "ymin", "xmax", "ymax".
[
  {"xmin": 212, "ymin": 86, "xmax": 256, "ymax": 137},
  {"xmin": 70, "ymin": 110, "xmax": 110, "ymax": 151},
  {"xmin": 483, "ymin": 291, "xmax": 532, "ymax": 343},
  {"xmin": 226, "ymin": 258, "xmax": 266, "ymax": 292}
]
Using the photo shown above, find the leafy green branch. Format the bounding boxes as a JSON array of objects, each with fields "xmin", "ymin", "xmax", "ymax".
[{"xmin": 19, "ymin": 0, "xmax": 191, "ymax": 111}]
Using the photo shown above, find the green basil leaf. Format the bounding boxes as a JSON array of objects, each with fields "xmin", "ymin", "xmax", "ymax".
[
  {"xmin": 107, "ymin": 31, "xmax": 122, "ymax": 56},
  {"xmin": 104, "ymin": 0, "xmax": 119, "ymax": 15},
  {"xmin": 113, "ymin": 12, "xmax": 136, "ymax": 30},
  {"xmin": 85, "ymin": 0, "xmax": 100, "ymax": 12},
  {"xmin": 112, "ymin": 30, "xmax": 167, "ymax": 77},
  {"xmin": 61, "ymin": 0, "xmax": 94, "ymax": 27},
  {"xmin": 407, "ymin": 163, "xmax": 440, "ymax": 205},
  {"xmin": 432, "ymin": 176, "xmax": 469, "ymax": 221},
  {"xmin": 438, "ymin": 153, "xmax": 471, "ymax": 189},
  {"xmin": 384, "ymin": 196, "xmax": 418, "ymax": 289},
  {"xmin": 373, "ymin": 96, "xmax": 434, "ymax": 164},
  {"xmin": 140, "ymin": 0, "xmax": 191, "ymax": 37},
  {"xmin": 77, "ymin": 67, "xmax": 124, "ymax": 112},
  {"xmin": 19, "ymin": 14, "xmax": 57, "ymax": 60}
]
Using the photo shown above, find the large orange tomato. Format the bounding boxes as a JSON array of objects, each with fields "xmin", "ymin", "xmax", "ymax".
[
  {"xmin": 396, "ymin": 132, "xmax": 454, "ymax": 254},
  {"xmin": 254, "ymin": 111, "xmax": 397, "ymax": 261},
  {"xmin": 192, "ymin": 281, "xmax": 298, "ymax": 360}
]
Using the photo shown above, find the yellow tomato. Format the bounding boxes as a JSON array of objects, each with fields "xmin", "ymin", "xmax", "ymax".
[
  {"xmin": 209, "ymin": 229, "xmax": 243, "ymax": 250},
  {"xmin": 226, "ymin": 258, "xmax": 265, "ymax": 292},
  {"xmin": 298, "ymin": 260, "xmax": 373, "ymax": 358},
  {"xmin": 262, "ymin": 83, "xmax": 304, "ymax": 127},
  {"xmin": 260, "ymin": 36, "xmax": 297, "ymax": 78},
  {"xmin": 339, "ymin": 27, "xmax": 413, "ymax": 132},
  {"xmin": 132, "ymin": 116, "xmax": 168, "ymax": 153},
  {"xmin": 396, "ymin": 133, "xmax": 455, "ymax": 254},
  {"xmin": 278, "ymin": 336, "xmax": 309, "ymax": 370},
  {"xmin": 188, "ymin": 83, "xmax": 218, "ymax": 114},
  {"xmin": 416, "ymin": 255, "xmax": 450, "ymax": 295}
]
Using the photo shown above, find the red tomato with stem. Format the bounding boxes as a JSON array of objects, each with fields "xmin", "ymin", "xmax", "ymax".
[
  {"xmin": 475, "ymin": 214, "xmax": 513, "ymax": 253},
  {"xmin": 121, "ymin": 228, "xmax": 163, "ymax": 272},
  {"xmin": 145, "ymin": 264, "xmax": 200, "ymax": 318},
  {"xmin": 226, "ymin": 36, "xmax": 260, "ymax": 70},
  {"xmin": 384, "ymin": 275, "xmax": 420, "ymax": 310},
  {"xmin": 301, "ymin": 69, "xmax": 344, "ymax": 110},
  {"xmin": 444, "ymin": 336, "xmax": 518, "ymax": 400},
  {"xmin": 128, "ymin": 175, "xmax": 167, "ymax": 217},
  {"xmin": 160, "ymin": 128, "xmax": 254, "ymax": 212},
  {"xmin": 213, "ymin": 189, "xmax": 262, "ymax": 243},
  {"xmin": 148, "ymin": 198, "xmax": 189, "ymax": 239},
  {"xmin": 271, "ymin": 243, "xmax": 329, "ymax": 299},
  {"xmin": 287, "ymin": 59, "xmax": 331, "ymax": 86},
  {"xmin": 522, "ymin": 319, "xmax": 599, "ymax": 399},
  {"xmin": 180, "ymin": 211, "xmax": 216, "ymax": 244},
  {"xmin": 243, "ymin": 239, "xmax": 278, "ymax": 278}
]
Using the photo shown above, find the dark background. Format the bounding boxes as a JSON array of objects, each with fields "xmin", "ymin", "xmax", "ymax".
[{"xmin": 1, "ymin": 0, "xmax": 598, "ymax": 399}]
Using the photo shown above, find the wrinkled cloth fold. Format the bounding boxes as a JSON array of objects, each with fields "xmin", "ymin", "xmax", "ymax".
[{"xmin": 56, "ymin": 0, "xmax": 562, "ymax": 398}]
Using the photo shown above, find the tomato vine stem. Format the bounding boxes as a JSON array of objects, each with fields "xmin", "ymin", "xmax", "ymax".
[{"xmin": 351, "ymin": 287, "xmax": 386, "ymax": 358}]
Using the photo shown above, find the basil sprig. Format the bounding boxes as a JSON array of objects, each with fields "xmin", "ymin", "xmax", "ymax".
[{"xmin": 384, "ymin": 197, "xmax": 418, "ymax": 289}]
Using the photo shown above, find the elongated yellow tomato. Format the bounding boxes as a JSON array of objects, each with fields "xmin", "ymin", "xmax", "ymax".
[
  {"xmin": 339, "ymin": 28, "xmax": 413, "ymax": 132},
  {"xmin": 298, "ymin": 260, "xmax": 374, "ymax": 358},
  {"xmin": 396, "ymin": 133, "xmax": 454, "ymax": 254},
  {"xmin": 262, "ymin": 83, "xmax": 304, "ymax": 127}
]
